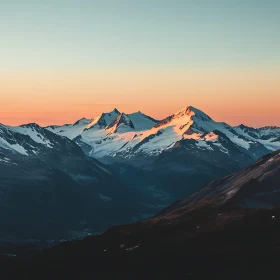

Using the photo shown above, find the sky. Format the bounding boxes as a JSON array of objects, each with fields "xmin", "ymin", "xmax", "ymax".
[{"xmin": 0, "ymin": 0, "xmax": 279, "ymax": 127}]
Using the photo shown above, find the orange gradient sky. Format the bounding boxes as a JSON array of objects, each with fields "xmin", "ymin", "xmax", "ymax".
[
  {"xmin": 1, "ymin": 1, "xmax": 279, "ymax": 128},
  {"xmin": 1, "ymin": 68, "xmax": 279, "ymax": 127}
]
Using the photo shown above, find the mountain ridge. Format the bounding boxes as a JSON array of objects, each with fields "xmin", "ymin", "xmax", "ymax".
[
  {"xmin": 65, "ymin": 106, "xmax": 279, "ymax": 159},
  {"xmin": 13, "ymin": 105, "xmax": 277, "ymax": 201},
  {"xmin": 2, "ymin": 105, "xmax": 279, "ymax": 201}
]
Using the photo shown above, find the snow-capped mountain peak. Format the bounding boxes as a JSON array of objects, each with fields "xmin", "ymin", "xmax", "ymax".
[
  {"xmin": 234, "ymin": 124, "xmax": 280, "ymax": 151},
  {"xmin": 42, "ymin": 105, "xmax": 279, "ymax": 160},
  {"xmin": 86, "ymin": 109, "xmax": 121, "ymax": 130},
  {"xmin": 174, "ymin": 106, "xmax": 211, "ymax": 120},
  {"xmin": 106, "ymin": 113, "xmax": 135, "ymax": 134},
  {"xmin": 154, "ymin": 106, "xmax": 211, "ymax": 131},
  {"xmin": 112, "ymin": 108, "xmax": 121, "ymax": 114},
  {"xmin": 174, "ymin": 106, "xmax": 195, "ymax": 117},
  {"xmin": 127, "ymin": 111, "xmax": 158, "ymax": 130},
  {"xmin": 46, "ymin": 109, "xmax": 121, "ymax": 139},
  {"xmin": 0, "ymin": 122, "xmax": 77, "ymax": 157},
  {"xmin": 8, "ymin": 123, "xmax": 55, "ymax": 149}
]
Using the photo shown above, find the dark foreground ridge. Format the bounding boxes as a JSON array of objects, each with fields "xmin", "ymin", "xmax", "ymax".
[
  {"xmin": 3, "ymin": 150, "xmax": 280, "ymax": 279},
  {"xmin": 4, "ymin": 208, "xmax": 280, "ymax": 279}
]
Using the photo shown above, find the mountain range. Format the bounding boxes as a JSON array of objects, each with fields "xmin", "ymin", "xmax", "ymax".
[
  {"xmin": 0, "ymin": 123, "xmax": 159, "ymax": 241},
  {"xmin": 47, "ymin": 106, "xmax": 280, "ymax": 198},
  {"xmin": 0, "ymin": 106, "xmax": 279, "ymax": 242},
  {"xmin": 47, "ymin": 106, "xmax": 280, "ymax": 158}
]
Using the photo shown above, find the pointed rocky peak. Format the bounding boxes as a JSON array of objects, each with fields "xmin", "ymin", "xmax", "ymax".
[
  {"xmin": 106, "ymin": 113, "xmax": 135, "ymax": 133},
  {"xmin": 112, "ymin": 108, "xmax": 120, "ymax": 115},
  {"xmin": 99, "ymin": 109, "xmax": 120, "ymax": 125},
  {"xmin": 95, "ymin": 113, "xmax": 109, "ymax": 128},
  {"xmin": 103, "ymin": 108, "xmax": 121, "ymax": 117},
  {"xmin": 85, "ymin": 109, "xmax": 121, "ymax": 130},
  {"xmin": 238, "ymin": 124, "xmax": 247, "ymax": 129},
  {"xmin": 174, "ymin": 106, "xmax": 195, "ymax": 117},
  {"xmin": 107, "ymin": 113, "xmax": 135, "ymax": 129},
  {"xmin": 153, "ymin": 106, "xmax": 211, "ymax": 129},
  {"xmin": 175, "ymin": 106, "xmax": 212, "ymax": 121}
]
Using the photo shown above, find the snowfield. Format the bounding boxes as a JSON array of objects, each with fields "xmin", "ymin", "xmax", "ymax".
[
  {"xmin": 46, "ymin": 106, "xmax": 280, "ymax": 160},
  {"xmin": 1, "ymin": 106, "xmax": 279, "ymax": 160}
]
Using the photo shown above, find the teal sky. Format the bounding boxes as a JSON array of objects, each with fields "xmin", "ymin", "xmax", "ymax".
[{"xmin": 1, "ymin": 0, "xmax": 280, "ymax": 71}]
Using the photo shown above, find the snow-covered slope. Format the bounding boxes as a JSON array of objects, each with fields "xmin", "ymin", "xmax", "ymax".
[
  {"xmin": 9, "ymin": 123, "xmax": 54, "ymax": 148},
  {"xmin": 127, "ymin": 112, "xmax": 158, "ymax": 130},
  {"xmin": 105, "ymin": 113, "xmax": 135, "ymax": 134},
  {"xmin": 78, "ymin": 106, "xmax": 270, "ymax": 159},
  {"xmin": 234, "ymin": 124, "xmax": 280, "ymax": 151},
  {"xmin": 0, "ymin": 124, "xmax": 29, "ymax": 156},
  {"xmin": 0, "ymin": 123, "xmax": 52, "ymax": 156},
  {"xmin": 46, "ymin": 109, "xmax": 157, "ymax": 141},
  {"xmin": 46, "ymin": 118, "xmax": 93, "ymax": 140},
  {"xmin": 0, "ymin": 122, "xmax": 81, "ymax": 159},
  {"xmin": 45, "ymin": 106, "xmax": 279, "ymax": 162},
  {"xmin": 84, "ymin": 108, "xmax": 121, "ymax": 131},
  {"xmin": 46, "ymin": 109, "xmax": 121, "ymax": 139},
  {"xmin": 44, "ymin": 109, "xmax": 158, "ymax": 158}
]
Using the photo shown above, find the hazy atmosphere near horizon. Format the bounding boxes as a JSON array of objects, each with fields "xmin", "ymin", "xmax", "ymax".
[{"xmin": 1, "ymin": 0, "xmax": 280, "ymax": 126}]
